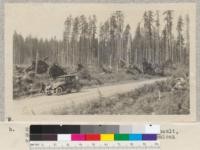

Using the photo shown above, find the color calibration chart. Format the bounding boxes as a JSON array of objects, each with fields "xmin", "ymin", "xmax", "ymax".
[{"xmin": 29, "ymin": 124, "xmax": 160, "ymax": 150}]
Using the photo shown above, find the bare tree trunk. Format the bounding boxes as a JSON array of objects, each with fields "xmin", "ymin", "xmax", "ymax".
[
  {"xmin": 126, "ymin": 34, "xmax": 131, "ymax": 67},
  {"xmin": 186, "ymin": 14, "xmax": 190, "ymax": 64},
  {"xmin": 35, "ymin": 49, "xmax": 38, "ymax": 74}
]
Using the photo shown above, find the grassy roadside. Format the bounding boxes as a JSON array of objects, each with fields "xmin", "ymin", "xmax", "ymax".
[
  {"xmin": 57, "ymin": 68, "xmax": 189, "ymax": 115},
  {"xmin": 58, "ymin": 79, "xmax": 189, "ymax": 115}
]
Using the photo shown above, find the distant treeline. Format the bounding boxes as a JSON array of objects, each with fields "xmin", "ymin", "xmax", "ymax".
[{"xmin": 13, "ymin": 10, "xmax": 190, "ymax": 71}]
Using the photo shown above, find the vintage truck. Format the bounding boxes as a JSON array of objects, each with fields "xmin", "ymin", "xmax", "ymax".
[{"xmin": 45, "ymin": 74, "xmax": 82, "ymax": 95}]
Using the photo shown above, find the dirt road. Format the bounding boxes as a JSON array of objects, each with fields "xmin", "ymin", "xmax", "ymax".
[{"xmin": 13, "ymin": 78, "xmax": 167, "ymax": 115}]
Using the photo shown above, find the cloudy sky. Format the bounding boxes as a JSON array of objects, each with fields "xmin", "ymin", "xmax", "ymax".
[{"xmin": 5, "ymin": 3, "xmax": 195, "ymax": 40}]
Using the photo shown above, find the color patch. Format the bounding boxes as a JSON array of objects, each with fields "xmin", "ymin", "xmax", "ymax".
[
  {"xmin": 30, "ymin": 134, "xmax": 43, "ymax": 141},
  {"xmin": 114, "ymin": 134, "xmax": 129, "ymax": 141},
  {"xmin": 85, "ymin": 134, "xmax": 100, "ymax": 141},
  {"xmin": 41, "ymin": 134, "xmax": 57, "ymax": 141},
  {"xmin": 145, "ymin": 125, "xmax": 160, "ymax": 134},
  {"xmin": 71, "ymin": 134, "xmax": 85, "ymax": 141},
  {"xmin": 57, "ymin": 134, "xmax": 71, "ymax": 141},
  {"xmin": 142, "ymin": 134, "xmax": 157, "ymax": 141},
  {"xmin": 100, "ymin": 134, "xmax": 114, "ymax": 141},
  {"xmin": 119, "ymin": 125, "xmax": 132, "ymax": 133},
  {"xmin": 129, "ymin": 134, "xmax": 142, "ymax": 141}
]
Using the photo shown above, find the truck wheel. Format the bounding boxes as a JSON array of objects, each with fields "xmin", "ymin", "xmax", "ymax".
[
  {"xmin": 66, "ymin": 88, "xmax": 72, "ymax": 93},
  {"xmin": 56, "ymin": 87, "xmax": 63, "ymax": 95},
  {"xmin": 76, "ymin": 85, "xmax": 81, "ymax": 92},
  {"xmin": 46, "ymin": 91, "xmax": 51, "ymax": 96}
]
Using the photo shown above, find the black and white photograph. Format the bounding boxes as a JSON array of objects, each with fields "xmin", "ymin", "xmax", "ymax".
[{"xmin": 4, "ymin": 3, "xmax": 196, "ymax": 119}]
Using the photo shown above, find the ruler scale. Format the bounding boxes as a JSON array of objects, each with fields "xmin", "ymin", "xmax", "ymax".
[
  {"xmin": 30, "ymin": 141, "xmax": 160, "ymax": 150},
  {"xmin": 29, "ymin": 124, "xmax": 160, "ymax": 150}
]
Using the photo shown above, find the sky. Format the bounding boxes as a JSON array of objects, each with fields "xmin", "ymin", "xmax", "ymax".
[{"xmin": 5, "ymin": 3, "xmax": 195, "ymax": 40}]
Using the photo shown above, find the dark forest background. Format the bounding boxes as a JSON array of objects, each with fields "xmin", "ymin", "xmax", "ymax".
[{"xmin": 13, "ymin": 10, "xmax": 190, "ymax": 72}]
